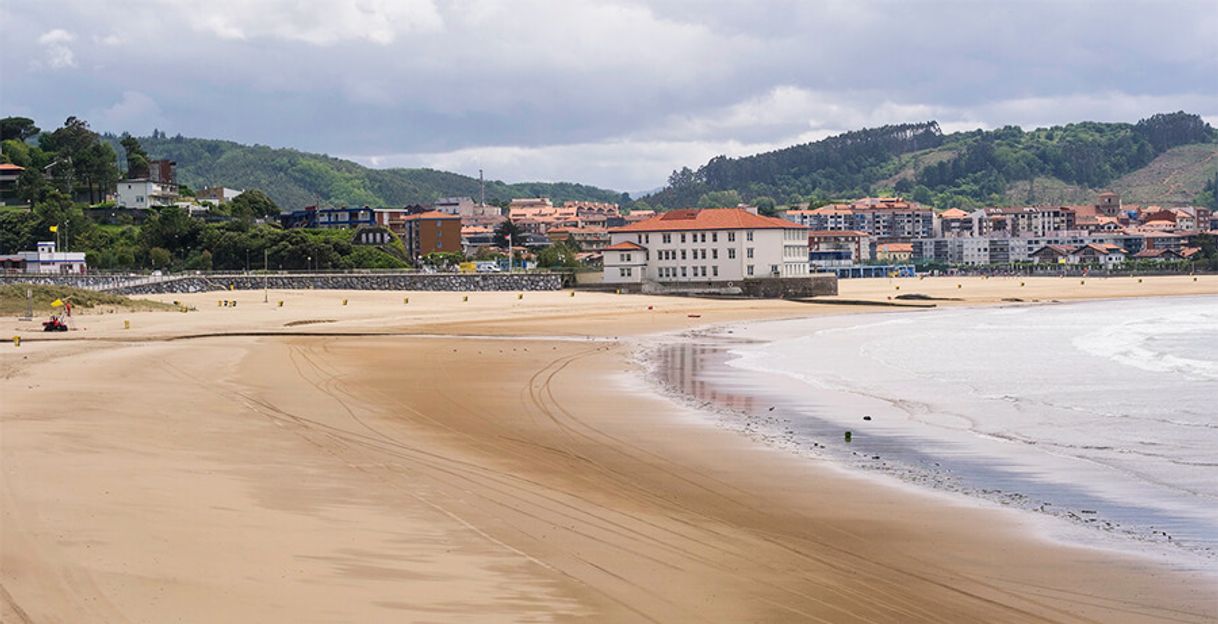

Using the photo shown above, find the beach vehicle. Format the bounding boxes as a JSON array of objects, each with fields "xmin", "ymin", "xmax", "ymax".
[
  {"xmin": 42, "ymin": 315, "xmax": 68, "ymax": 332},
  {"xmin": 475, "ymin": 261, "xmax": 501, "ymax": 273}
]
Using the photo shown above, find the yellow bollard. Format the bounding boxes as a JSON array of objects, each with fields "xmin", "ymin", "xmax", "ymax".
[
  {"xmin": 229, "ymin": 283, "xmax": 234, "ymax": 291},
  {"xmin": 342, "ymin": 299, "xmax": 348, "ymax": 306},
  {"xmin": 124, "ymin": 320, "xmax": 131, "ymax": 330},
  {"xmin": 218, "ymin": 300, "xmax": 223, "ymax": 307},
  {"xmin": 403, "ymin": 297, "xmax": 409, "ymax": 305},
  {"xmin": 13, "ymin": 336, "xmax": 20, "ymax": 348},
  {"xmin": 615, "ymin": 289, "xmax": 621, "ymax": 295}
]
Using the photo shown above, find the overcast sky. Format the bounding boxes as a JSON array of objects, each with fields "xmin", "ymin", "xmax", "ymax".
[{"xmin": 3, "ymin": 0, "xmax": 1217, "ymax": 192}]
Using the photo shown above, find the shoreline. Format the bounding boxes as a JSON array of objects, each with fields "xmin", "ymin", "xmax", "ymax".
[
  {"xmin": 4, "ymin": 278, "xmax": 1218, "ymax": 621},
  {"xmin": 633, "ymin": 297, "xmax": 1218, "ymax": 579}
]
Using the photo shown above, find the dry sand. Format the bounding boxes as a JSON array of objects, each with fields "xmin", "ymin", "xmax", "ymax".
[{"xmin": 2, "ymin": 276, "xmax": 1217, "ymax": 622}]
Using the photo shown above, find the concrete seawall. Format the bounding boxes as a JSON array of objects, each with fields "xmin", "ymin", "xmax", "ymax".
[
  {"xmin": 3, "ymin": 272, "xmax": 836, "ymax": 298},
  {"xmin": 596, "ymin": 274, "xmax": 839, "ymax": 298},
  {"xmin": 1, "ymin": 273, "xmax": 564, "ymax": 295}
]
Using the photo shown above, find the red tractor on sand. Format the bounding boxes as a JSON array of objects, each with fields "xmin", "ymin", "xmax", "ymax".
[{"xmin": 42, "ymin": 315, "xmax": 69, "ymax": 331}]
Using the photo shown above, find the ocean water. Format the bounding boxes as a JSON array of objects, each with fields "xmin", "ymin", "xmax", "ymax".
[{"xmin": 652, "ymin": 296, "xmax": 1218, "ymax": 569}]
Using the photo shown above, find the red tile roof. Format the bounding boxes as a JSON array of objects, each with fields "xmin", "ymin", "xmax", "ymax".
[
  {"xmin": 877, "ymin": 242, "xmax": 913, "ymax": 253},
  {"xmin": 603, "ymin": 241, "xmax": 646, "ymax": 251},
  {"xmin": 1133, "ymin": 248, "xmax": 1180, "ymax": 259},
  {"xmin": 1077, "ymin": 243, "xmax": 1125, "ymax": 255},
  {"xmin": 1033, "ymin": 244, "xmax": 1073, "ymax": 256},
  {"xmin": 611, "ymin": 208, "xmax": 806, "ymax": 233},
  {"xmin": 0, "ymin": 163, "xmax": 25, "ymax": 171}
]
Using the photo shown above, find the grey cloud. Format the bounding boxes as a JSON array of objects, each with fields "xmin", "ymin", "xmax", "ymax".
[{"xmin": 2, "ymin": 0, "xmax": 1215, "ymax": 191}]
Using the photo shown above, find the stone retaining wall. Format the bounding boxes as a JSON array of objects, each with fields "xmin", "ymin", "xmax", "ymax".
[
  {"xmin": 620, "ymin": 274, "xmax": 838, "ymax": 298},
  {"xmin": 1, "ymin": 273, "xmax": 563, "ymax": 295},
  {"xmin": 0, "ymin": 274, "xmax": 165, "ymax": 291}
]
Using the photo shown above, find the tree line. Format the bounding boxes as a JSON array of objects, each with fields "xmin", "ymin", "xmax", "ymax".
[{"xmin": 648, "ymin": 112, "xmax": 1218, "ymax": 210}]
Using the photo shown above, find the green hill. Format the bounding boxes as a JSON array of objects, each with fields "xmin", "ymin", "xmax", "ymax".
[
  {"xmin": 102, "ymin": 134, "xmax": 625, "ymax": 209},
  {"xmin": 646, "ymin": 112, "xmax": 1218, "ymax": 209}
]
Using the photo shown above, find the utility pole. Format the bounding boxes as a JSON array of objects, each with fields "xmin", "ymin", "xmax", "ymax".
[
  {"xmin": 506, "ymin": 232, "xmax": 512, "ymax": 273},
  {"xmin": 263, "ymin": 248, "xmax": 269, "ymax": 303},
  {"xmin": 479, "ymin": 169, "xmax": 485, "ymax": 207}
]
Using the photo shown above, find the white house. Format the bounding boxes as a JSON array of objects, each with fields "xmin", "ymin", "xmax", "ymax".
[
  {"xmin": 116, "ymin": 179, "xmax": 178, "ymax": 208},
  {"xmin": 196, "ymin": 186, "xmax": 243, "ymax": 204},
  {"xmin": 0, "ymin": 241, "xmax": 87, "ymax": 274},
  {"xmin": 603, "ymin": 208, "xmax": 810, "ymax": 285}
]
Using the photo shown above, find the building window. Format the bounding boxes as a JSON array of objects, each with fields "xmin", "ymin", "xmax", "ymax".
[
  {"xmin": 662, "ymin": 234, "xmax": 671, "ymax": 243},
  {"xmin": 770, "ymin": 264, "xmax": 778, "ymax": 275},
  {"xmin": 727, "ymin": 232, "xmax": 736, "ymax": 242},
  {"xmin": 746, "ymin": 247, "xmax": 754, "ymax": 258},
  {"xmin": 700, "ymin": 232, "xmax": 706, "ymax": 243},
  {"xmin": 622, "ymin": 253, "xmax": 631, "ymax": 262},
  {"xmin": 728, "ymin": 248, "xmax": 736, "ymax": 259},
  {"xmin": 680, "ymin": 249, "xmax": 687, "ymax": 260},
  {"xmin": 681, "ymin": 266, "xmax": 687, "ymax": 277},
  {"xmin": 712, "ymin": 232, "xmax": 718, "ymax": 242},
  {"xmin": 619, "ymin": 267, "xmax": 632, "ymax": 277},
  {"xmin": 712, "ymin": 249, "xmax": 718, "ymax": 259},
  {"xmin": 712, "ymin": 266, "xmax": 719, "ymax": 277},
  {"xmin": 746, "ymin": 231, "xmax": 754, "ymax": 241},
  {"xmin": 747, "ymin": 265, "xmax": 754, "ymax": 276},
  {"xmin": 680, "ymin": 233, "xmax": 686, "ymax": 243}
]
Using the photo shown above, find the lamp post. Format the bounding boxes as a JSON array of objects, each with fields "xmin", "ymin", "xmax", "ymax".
[{"xmin": 263, "ymin": 248, "xmax": 269, "ymax": 303}]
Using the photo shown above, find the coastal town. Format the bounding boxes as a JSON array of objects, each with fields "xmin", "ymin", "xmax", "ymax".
[{"xmin": 3, "ymin": 150, "xmax": 1215, "ymax": 284}]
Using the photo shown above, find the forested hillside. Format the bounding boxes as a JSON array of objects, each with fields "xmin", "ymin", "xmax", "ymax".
[
  {"xmin": 647, "ymin": 112, "xmax": 1218, "ymax": 210},
  {"xmin": 101, "ymin": 133, "xmax": 626, "ymax": 210}
]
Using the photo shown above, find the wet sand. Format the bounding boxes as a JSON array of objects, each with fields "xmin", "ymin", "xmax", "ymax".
[{"xmin": 3, "ymin": 276, "xmax": 1217, "ymax": 622}]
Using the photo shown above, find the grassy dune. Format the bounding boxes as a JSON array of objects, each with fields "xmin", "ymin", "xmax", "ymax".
[{"xmin": 0, "ymin": 284, "xmax": 176, "ymax": 316}]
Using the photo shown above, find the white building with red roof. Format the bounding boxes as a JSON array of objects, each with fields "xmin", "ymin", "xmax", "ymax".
[{"xmin": 602, "ymin": 208, "xmax": 809, "ymax": 284}]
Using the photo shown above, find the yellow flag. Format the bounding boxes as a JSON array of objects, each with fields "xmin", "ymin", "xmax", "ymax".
[
  {"xmin": 49, "ymin": 225, "xmax": 59, "ymax": 233},
  {"xmin": 51, "ymin": 299, "xmax": 64, "ymax": 307}
]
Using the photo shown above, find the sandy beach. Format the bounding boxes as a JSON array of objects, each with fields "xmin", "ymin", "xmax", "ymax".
[{"xmin": 3, "ymin": 275, "xmax": 1218, "ymax": 622}]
